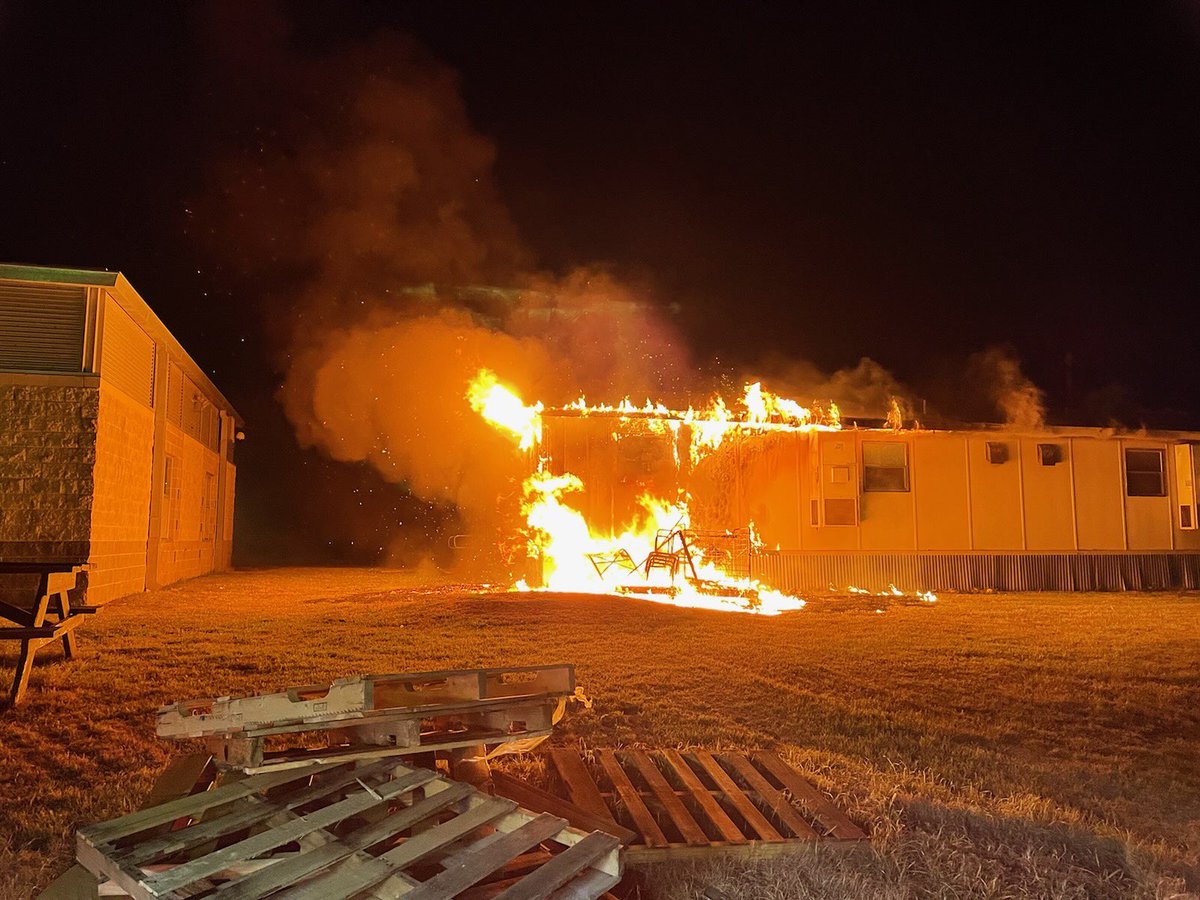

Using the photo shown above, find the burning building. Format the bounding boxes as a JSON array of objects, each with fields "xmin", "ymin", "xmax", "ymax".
[
  {"xmin": 0, "ymin": 264, "xmax": 241, "ymax": 603},
  {"xmin": 471, "ymin": 371, "xmax": 1200, "ymax": 604}
]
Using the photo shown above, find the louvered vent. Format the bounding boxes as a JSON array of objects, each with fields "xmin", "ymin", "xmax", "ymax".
[
  {"xmin": 100, "ymin": 297, "xmax": 155, "ymax": 406},
  {"xmin": 0, "ymin": 281, "xmax": 87, "ymax": 372},
  {"xmin": 166, "ymin": 361, "xmax": 184, "ymax": 426}
]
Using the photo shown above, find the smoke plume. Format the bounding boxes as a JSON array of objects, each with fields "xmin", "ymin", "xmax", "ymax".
[
  {"xmin": 197, "ymin": 8, "xmax": 1048, "ymax": 570},
  {"xmin": 197, "ymin": 14, "xmax": 686, "ymax": 568},
  {"xmin": 965, "ymin": 346, "xmax": 1046, "ymax": 429}
]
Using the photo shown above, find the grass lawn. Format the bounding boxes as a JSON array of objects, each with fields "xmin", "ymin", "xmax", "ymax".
[{"xmin": 1, "ymin": 569, "xmax": 1197, "ymax": 899}]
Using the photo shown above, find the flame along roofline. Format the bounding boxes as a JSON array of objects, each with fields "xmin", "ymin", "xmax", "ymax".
[{"xmin": 539, "ymin": 407, "xmax": 1200, "ymax": 441}]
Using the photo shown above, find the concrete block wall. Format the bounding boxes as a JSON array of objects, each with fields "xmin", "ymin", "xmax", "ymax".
[
  {"xmin": 87, "ymin": 382, "xmax": 155, "ymax": 603},
  {"xmin": 0, "ymin": 379, "xmax": 98, "ymax": 603},
  {"xmin": 0, "ymin": 381, "xmax": 97, "ymax": 558}
]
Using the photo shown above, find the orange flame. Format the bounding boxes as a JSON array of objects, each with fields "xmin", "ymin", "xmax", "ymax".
[
  {"xmin": 466, "ymin": 369, "xmax": 543, "ymax": 451},
  {"xmin": 469, "ymin": 370, "xmax": 825, "ymax": 614}
]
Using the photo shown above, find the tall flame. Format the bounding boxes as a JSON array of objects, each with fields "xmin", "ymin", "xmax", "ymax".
[
  {"xmin": 469, "ymin": 369, "xmax": 821, "ymax": 615},
  {"xmin": 466, "ymin": 369, "xmax": 543, "ymax": 451}
]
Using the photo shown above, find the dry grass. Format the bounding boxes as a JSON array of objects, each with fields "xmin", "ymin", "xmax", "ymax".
[{"xmin": 1, "ymin": 569, "xmax": 1197, "ymax": 899}]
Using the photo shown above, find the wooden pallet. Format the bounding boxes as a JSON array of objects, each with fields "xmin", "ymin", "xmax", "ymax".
[
  {"xmin": 156, "ymin": 665, "xmax": 575, "ymax": 772},
  {"xmin": 544, "ymin": 749, "xmax": 868, "ymax": 862},
  {"xmin": 75, "ymin": 756, "xmax": 622, "ymax": 899}
]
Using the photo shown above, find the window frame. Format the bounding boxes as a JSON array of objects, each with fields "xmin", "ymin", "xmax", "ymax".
[
  {"xmin": 1124, "ymin": 447, "xmax": 1166, "ymax": 498},
  {"xmin": 861, "ymin": 440, "xmax": 910, "ymax": 493}
]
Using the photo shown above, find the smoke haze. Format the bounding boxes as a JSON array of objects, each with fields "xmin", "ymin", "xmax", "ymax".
[{"xmin": 197, "ymin": 7, "xmax": 1051, "ymax": 567}]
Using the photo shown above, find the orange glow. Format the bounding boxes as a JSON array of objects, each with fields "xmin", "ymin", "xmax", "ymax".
[{"xmin": 467, "ymin": 370, "xmax": 841, "ymax": 614}]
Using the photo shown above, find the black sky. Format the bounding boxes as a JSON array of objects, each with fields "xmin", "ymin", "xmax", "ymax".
[{"xmin": 2, "ymin": 1, "xmax": 1198, "ymax": 563}]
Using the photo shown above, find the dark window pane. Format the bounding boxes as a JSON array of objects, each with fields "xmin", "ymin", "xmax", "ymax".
[
  {"xmin": 1124, "ymin": 449, "xmax": 1165, "ymax": 496},
  {"xmin": 864, "ymin": 466, "xmax": 909, "ymax": 492},
  {"xmin": 863, "ymin": 442, "xmax": 906, "ymax": 467}
]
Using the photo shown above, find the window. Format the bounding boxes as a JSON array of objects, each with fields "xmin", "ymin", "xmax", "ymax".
[
  {"xmin": 1037, "ymin": 443, "xmax": 1064, "ymax": 466},
  {"xmin": 985, "ymin": 441, "xmax": 1009, "ymax": 464},
  {"xmin": 1125, "ymin": 448, "xmax": 1166, "ymax": 497},
  {"xmin": 862, "ymin": 441, "xmax": 909, "ymax": 492}
]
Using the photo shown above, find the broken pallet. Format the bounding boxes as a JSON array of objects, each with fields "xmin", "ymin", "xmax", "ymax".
[
  {"xmin": 156, "ymin": 665, "xmax": 575, "ymax": 772},
  {"xmin": 75, "ymin": 755, "xmax": 621, "ymax": 899},
  {"xmin": 544, "ymin": 749, "xmax": 867, "ymax": 862}
]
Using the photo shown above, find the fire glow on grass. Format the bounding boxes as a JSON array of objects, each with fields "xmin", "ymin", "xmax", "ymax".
[{"xmin": 467, "ymin": 368, "xmax": 850, "ymax": 615}]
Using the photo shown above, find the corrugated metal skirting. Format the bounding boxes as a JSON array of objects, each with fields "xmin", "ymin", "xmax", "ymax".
[{"xmin": 753, "ymin": 551, "xmax": 1200, "ymax": 593}]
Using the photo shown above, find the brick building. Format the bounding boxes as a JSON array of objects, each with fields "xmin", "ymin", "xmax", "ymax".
[{"xmin": 0, "ymin": 264, "xmax": 241, "ymax": 603}]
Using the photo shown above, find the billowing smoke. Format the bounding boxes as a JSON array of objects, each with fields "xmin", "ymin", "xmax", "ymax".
[
  {"xmin": 196, "ymin": 8, "xmax": 1048, "ymax": 569},
  {"xmin": 966, "ymin": 346, "xmax": 1046, "ymax": 429},
  {"xmin": 737, "ymin": 355, "xmax": 911, "ymax": 419},
  {"xmin": 197, "ymin": 14, "xmax": 686, "ymax": 568}
]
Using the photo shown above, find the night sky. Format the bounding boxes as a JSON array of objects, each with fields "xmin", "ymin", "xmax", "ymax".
[{"xmin": 2, "ymin": 2, "xmax": 1198, "ymax": 564}]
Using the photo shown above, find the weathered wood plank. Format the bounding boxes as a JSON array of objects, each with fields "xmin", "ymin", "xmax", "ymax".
[
  {"xmin": 689, "ymin": 752, "xmax": 782, "ymax": 842},
  {"xmin": 751, "ymin": 752, "xmax": 867, "ymax": 841},
  {"xmin": 117, "ymin": 759, "xmax": 413, "ymax": 867},
  {"xmin": 278, "ymin": 798, "xmax": 519, "ymax": 900},
  {"xmin": 401, "ymin": 814, "xmax": 568, "ymax": 900},
  {"xmin": 544, "ymin": 868, "xmax": 622, "ymax": 900},
  {"xmin": 660, "ymin": 751, "xmax": 745, "ymax": 844},
  {"xmin": 491, "ymin": 771, "xmax": 636, "ymax": 845},
  {"xmin": 0, "ymin": 615, "xmax": 86, "ymax": 639},
  {"xmin": 626, "ymin": 751, "xmax": 708, "ymax": 846},
  {"xmin": 595, "ymin": 751, "xmax": 668, "ymax": 848},
  {"xmin": 214, "ymin": 782, "xmax": 473, "ymax": 900},
  {"xmin": 718, "ymin": 754, "xmax": 820, "ymax": 840},
  {"xmin": 83, "ymin": 763, "xmax": 341, "ymax": 844},
  {"xmin": 142, "ymin": 768, "xmax": 436, "ymax": 894},
  {"xmin": 548, "ymin": 751, "xmax": 612, "ymax": 823},
  {"xmin": 493, "ymin": 831, "xmax": 619, "ymax": 900}
]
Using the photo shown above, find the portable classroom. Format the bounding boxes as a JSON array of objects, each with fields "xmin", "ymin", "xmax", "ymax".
[{"xmin": 538, "ymin": 413, "xmax": 1200, "ymax": 592}]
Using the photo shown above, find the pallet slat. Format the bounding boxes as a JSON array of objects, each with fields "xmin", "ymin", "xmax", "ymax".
[
  {"xmin": 717, "ymin": 754, "xmax": 821, "ymax": 840},
  {"xmin": 625, "ymin": 751, "xmax": 708, "ymax": 846},
  {"xmin": 493, "ymin": 831, "xmax": 620, "ymax": 900},
  {"xmin": 751, "ymin": 751, "xmax": 868, "ymax": 841},
  {"xmin": 142, "ymin": 768, "xmax": 438, "ymax": 895},
  {"xmin": 82, "ymin": 763, "xmax": 342, "ymax": 845},
  {"xmin": 402, "ymin": 815, "xmax": 568, "ymax": 900},
  {"xmin": 116, "ymin": 759, "xmax": 408, "ymax": 868},
  {"xmin": 214, "ymin": 782, "xmax": 474, "ymax": 900},
  {"xmin": 536, "ymin": 749, "xmax": 864, "ymax": 862},
  {"xmin": 549, "ymin": 751, "xmax": 613, "ymax": 823},
  {"xmin": 689, "ymin": 751, "xmax": 783, "ymax": 842},
  {"xmin": 491, "ymin": 772, "xmax": 637, "ymax": 845},
  {"xmin": 660, "ymin": 751, "xmax": 745, "ymax": 844},
  {"xmin": 77, "ymin": 758, "xmax": 619, "ymax": 900},
  {"xmin": 595, "ymin": 751, "xmax": 669, "ymax": 848}
]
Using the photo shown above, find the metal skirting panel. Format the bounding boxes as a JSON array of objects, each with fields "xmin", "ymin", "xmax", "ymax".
[{"xmin": 753, "ymin": 551, "xmax": 1200, "ymax": 593}]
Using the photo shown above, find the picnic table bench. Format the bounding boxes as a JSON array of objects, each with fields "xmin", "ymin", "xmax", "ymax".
[{"xmin": 0, "ymin": 560, "xmax": 93, "ymax": 706}]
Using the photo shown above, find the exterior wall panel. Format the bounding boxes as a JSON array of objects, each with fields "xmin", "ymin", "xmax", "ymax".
[
  {"xmin": 99, "ymin": 295, "xmax": 155, "ymax": 406},
  {"xmin": 1019, "ymin": 438, "xmax": 1076, "ymax": 550},
  {"xmin": 1071, "ymin": 438, "xmax": 1126, "ymax": 550},
  {"xmin": 859, "ymin": 437, "xmax": 916, "ymax": 550},
  {"xmin": 739, "ymin": 434, "xmax": 801, "ymax": 551},
  {"xmin": 967, "ymin": 437, "xmax": 1024, "ymax": 549},
  {"xmin": 1122, "ymin": 440, "xmax": 1173, "ymax": 550},
  {"xmin": 913, "ymin": 435, "xmax": 971, "ymax": 550}
]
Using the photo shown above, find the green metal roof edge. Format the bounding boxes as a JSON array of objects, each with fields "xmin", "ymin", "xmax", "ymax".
[{"xmin": 0, "ymin": 263, "xmax": 119, "ymax": 286}]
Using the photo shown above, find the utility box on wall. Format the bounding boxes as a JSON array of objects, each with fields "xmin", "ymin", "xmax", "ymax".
[{"xmin": 1177, "ymin": 444, "xmax": 1198, "ymax": 530}]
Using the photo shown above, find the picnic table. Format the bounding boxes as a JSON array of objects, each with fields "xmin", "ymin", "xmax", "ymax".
[{"xmin": 0, "ymin": 560, "xmax": 93, "ymax": 706}]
